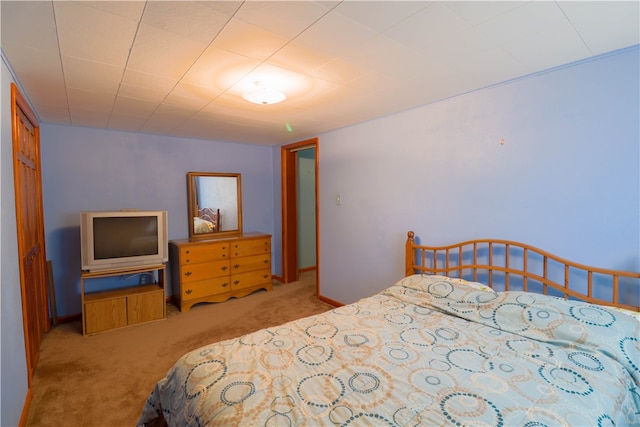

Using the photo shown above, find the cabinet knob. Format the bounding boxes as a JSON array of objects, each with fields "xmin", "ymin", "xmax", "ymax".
[
  {"xmin": 263, "ymin": 259, "xmax": 269, "ymax": 264},
  {"xmin": 184, "ymin": 271, "xmax": 192, "ymax": 277},
  {"xmin": 263, "ymin": 274, "xmax": 269, "ymax": 279},
  {"xmin": 234, "ymin": 280, "xmax": 240, "ymax": 285},
  {"xmin": 185, "ymin": 289, "xmax": 192, "ymax": 295},
  {"xmin": 185, "ymin": 259, "xmax": 191, "ymax": 263},
  {"xmin": 222, "ymin": 282, "xmax": 229, "ymax": 287},
  {"xmin": 221, "ymin": 265, "xmax": 228, "ymax": 271},
  {"xmin": 233, "ymin": 264, "xmax": 240, "ymax": 269}
]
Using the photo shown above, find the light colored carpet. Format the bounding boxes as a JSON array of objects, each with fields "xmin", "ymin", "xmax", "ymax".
[{"xmin": 26, "ymin": 271, "xmax": 333, "ymax": 427}]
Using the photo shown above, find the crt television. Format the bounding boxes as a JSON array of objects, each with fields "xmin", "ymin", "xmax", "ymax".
[{"xmin": 80, "ymin": 210, "xmax": 168, "ymax": 272}]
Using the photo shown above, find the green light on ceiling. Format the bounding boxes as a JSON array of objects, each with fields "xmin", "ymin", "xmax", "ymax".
[{"xmin": 285, "ymin": 123, "xmax": 293, "ymax": 132}]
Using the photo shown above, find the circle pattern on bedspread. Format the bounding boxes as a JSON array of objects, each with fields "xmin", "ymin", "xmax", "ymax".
[
  {"xmin": 184, "ymin": 359, "xmax": 227, "ymax": 399},
  {"xmin": 297, "ymin": 373, "xmax": 345, "ymax": 408},
  {"xmin": 569, "ymin": 305, "xmax": 615, "ymax": 327},
  {"xmin": 620, "ymin": 337, "xmax": 639, "ymax": 372},
  {"xmin": 296, "ymin": 344, "xmax": 333, "ymax": 366},
  {"xmin": 220, "ymin": 381, "xmax": 255, "ymax": 405},
  {"xmin": 440, "ymin": 392, "xmax": 503, "ymax": 427},
  {"xmin": 538, "ymin": 365, "xmax": 593, "ymax": 395},
  {"xmin": 427, "ymin": 281, "xmax": 454, "ymax": 298},
  {"xmin": 305, "ymin": 322, "xmax": 338, "ymax": 339},
  {"xmin": 568, "ymin": 351, "xmax": 604, "ymax": 371}
]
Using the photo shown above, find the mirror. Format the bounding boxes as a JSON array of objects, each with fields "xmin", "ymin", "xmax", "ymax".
[{"xmin": 187, "ymin": 172, "xmax": 242, "ymax": 239}]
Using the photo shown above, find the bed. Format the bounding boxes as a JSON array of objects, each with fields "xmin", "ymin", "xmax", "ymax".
[{"xmin": 138, "ymin": 231, "xmax": 640, "ymax": 426}]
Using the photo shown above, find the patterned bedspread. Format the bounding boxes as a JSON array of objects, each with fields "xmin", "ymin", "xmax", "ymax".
[{"xmin": 138, "ymin": 275, "xmax": 640, "ymax": 426}]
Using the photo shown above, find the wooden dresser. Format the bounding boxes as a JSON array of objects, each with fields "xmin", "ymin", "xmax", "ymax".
[{"xmin": 169, "ymin": 233, "xmax": 272, "ymax": 312}]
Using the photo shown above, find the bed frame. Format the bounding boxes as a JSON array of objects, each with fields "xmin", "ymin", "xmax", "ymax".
[{"xmin": 405, "ymin": 231, "xmax": 639, "ymax": 312}]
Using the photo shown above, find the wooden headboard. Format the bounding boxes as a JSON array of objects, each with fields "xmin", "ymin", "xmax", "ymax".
[{"xmin": 405, "ymin": 231, "xmax": 640, "ymax": 312}]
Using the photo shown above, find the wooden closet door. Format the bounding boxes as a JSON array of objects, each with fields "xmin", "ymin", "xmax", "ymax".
[{"xmin": 11, "ymin": 83, "xmax": 50, "ymax": 381}]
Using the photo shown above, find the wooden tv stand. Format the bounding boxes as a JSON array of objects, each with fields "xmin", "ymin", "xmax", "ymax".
[{"xmin": 81, "ymin": 264, "xmax": 166, "ymax": 335}]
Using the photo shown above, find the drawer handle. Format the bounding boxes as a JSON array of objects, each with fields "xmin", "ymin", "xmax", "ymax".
[
  {"xmin": 186, "ymin": 250, "xmax": 190, "ymax": 254},
  {"xmin": 185, "ymin": 259, "xmax": 191, "ymax": 263},
  {"xmin": 234, "ymin": 280, "xmax": 240, "ymax": 285},
  {"xmin": 184, "ymin": 271, "xmax": 192, "ymax": 277},
  {"xmin": 222, "ymin": 282, "xmax": 229, "ymax": 287},
  {"xmin": 185, "ymin": 289, "xmax": 192, "ymax": 295},
  {"xmin": 222, "ymin": 254, "xmax": 226, "ymax": 258},
  {"xmin": 221, "ymin": 265, "xmax": 228, "ymax": 271},
  {"xmin": 263, "ymin": 274, "xmax": 269, "ymax": 279},
  {"xmin": 233, "ymin": 264, "xmax": 240, "ymax": 269},
  {"xmin": 263, "ymin": 259, "xmax": 269, "ymax": 264}
]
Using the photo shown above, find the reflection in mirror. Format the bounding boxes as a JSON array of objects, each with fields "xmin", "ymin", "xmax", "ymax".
[{"xmin": 188, "ymin": 172, "xmax": 242, "ymax": 239}]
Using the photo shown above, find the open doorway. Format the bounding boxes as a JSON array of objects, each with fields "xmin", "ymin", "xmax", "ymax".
[{"xmin": 281, "ymin": 138, "xmax": 318, "ymax": 291}]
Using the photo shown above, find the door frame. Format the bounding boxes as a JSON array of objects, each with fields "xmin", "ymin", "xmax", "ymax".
[{"xmin": 281, "ymin": 138, "xmax": 319, "ymax": 286}]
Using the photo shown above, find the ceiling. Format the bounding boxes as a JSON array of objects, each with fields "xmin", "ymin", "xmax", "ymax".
[{"xmin": 2, "ymin": 1, "xmax": 638, "ymax": 146}]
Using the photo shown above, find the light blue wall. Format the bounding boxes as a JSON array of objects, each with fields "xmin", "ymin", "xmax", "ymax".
[
  {"xmin": 317, "ymin": 46, "xmax": 640, "ymax": 305},
  {"xmin": 40, "ymin": 125, "xmax": 276, "ymax": 317},
  {"xmin": 1, "ymin": 55, "xmax": 29, "ymax": 427}
]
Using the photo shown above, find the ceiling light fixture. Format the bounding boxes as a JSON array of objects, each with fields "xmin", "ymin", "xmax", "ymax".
[{"xmin": 242, "ymin": 81, "xmax": 286, "ymax": 105}]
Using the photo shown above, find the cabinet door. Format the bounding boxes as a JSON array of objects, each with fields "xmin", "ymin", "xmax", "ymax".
[
  {"xmin": 128, "ymin": 291, "xmax": 164, "ymax": 325},
  {"xmin": 85, "ymin": 298, "xmax": 127, "ymax": 334}
]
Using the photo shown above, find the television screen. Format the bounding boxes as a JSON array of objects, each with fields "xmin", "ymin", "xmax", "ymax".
[
  {"xmin": 93, "ymin": 216, "xmax": 159, "ymax": 259},
  {"xmin": 80, "ymin": 210, "xmax": 168, "ymax": 272}
]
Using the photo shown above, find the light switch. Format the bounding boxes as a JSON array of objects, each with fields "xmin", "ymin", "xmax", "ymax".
[{"xmin": 335, "ymin": 194, "xmax": 342, "ymax": 205}]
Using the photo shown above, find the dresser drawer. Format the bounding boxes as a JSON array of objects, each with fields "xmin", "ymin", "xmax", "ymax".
[
  {"xmin": 231, "ymin": 253, "xmax": 271, "ymax": 274},
  {"xmin": 180, "ymin": 260, "xmax": 230, "ymax": 283},
  {"xmin": 230, "ymin": 237, "xmax": 270, "ymax": 257},
  {"xmin": 231, "ymin": 269, "xmax": 272, "ymax": 290},
  {"xmin": 180, "ymin": 242, "xmax": 230, "ymax": 264},
  {"xmin": 181, "ymin": 277, "xmax": 231, "ymax": 300}
]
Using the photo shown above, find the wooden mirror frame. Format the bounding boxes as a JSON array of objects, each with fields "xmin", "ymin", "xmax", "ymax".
[{"xmin": 187, "ymin": 172, "xmax": 243, "ymax": 240}]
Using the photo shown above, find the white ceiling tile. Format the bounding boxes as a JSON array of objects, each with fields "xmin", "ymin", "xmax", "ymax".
[
  {"xmin": 164, "ymin": 82, "xmax": 221, "ymax": 110},
  {"xmin": 75, "ymin": 1, "xmax": 145, "ymax": 21},
  {"xmin": 62, "ymin": 56, "xmax": 123, "ymax": 93},
  {"xmin": 121, "ymin": 70, "xmax": 178, "ymax": 93},
  {"xmin": 182, "ymin": 46, "xmax": 260, "ymax": 91},
  {"xmin": 558, "ymin": 1, "xmax": 640, "ymax": 55},
  {"xmin": 500, "ymin": 25, "xmax": 591, "ymax": 72},
  {"xmin": 212, "ymin": 17, "xmax": 289, "ymax": 61},
  {"xmin": 141, "ymin": 1, "xmax": 231, "ymax": 45},
  {"xmin": 475, "ymin": 2, "xmax": 571, "ymax": 48},
  {"xmin": 69, "ymin": 110, "xmax": 110, "ymax": 128},
  {"xmin": 308, "ymin": 57, "xmax": 369, "ymax": 85},
  {"xmin": 67, "ymin": 88, "xmax": 114, "ymax": 114},
  {"xmin": 127, "ymin": 23, "xmax": 208, "ymax": 79},
  {"xmin": 267, "ymin": 42, "xmax": 335, "ymax": 76},
  {"xmin": 441, "ymin": 1, "xmax": 529, "ymax": 26},
  {"xmin": 233, "ymin": 1, "xmax": 333, "ymax": 39},
  {"xmin": 294, "ymin": 9, "xmax": 379, "ymax": 58},
  {"xmin": 334, "ymin": 1, "xmax": 430, "ymax": 32},
  {"xmin": 1, "ymin": 1, "xmax": 58, "ymax": 51},
  {"xmin": 111, "ymin": 96, "xmax": 158, "ymax": 120},
  {"xmin": 141, "ymin": 105, "xmax": 194, "ymax": 134},
  {"xmin": 384, "ymin": 2, "xmax": 472, "ymax": 50},
  {"xmin": 53, "ymin": 1, "xmax": 138, "ymax": 68}
]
